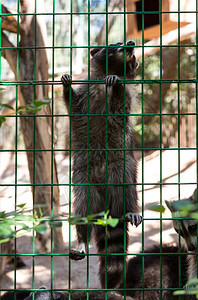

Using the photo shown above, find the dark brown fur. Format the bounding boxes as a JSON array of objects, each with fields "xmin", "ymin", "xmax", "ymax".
[
  {"xmin": 1, "ymin": 290, "xmax": 133, "ymax": 300},
  {"xmin": 119, "ymin": 244, "xmax": 191, "ymax": 299},
  {"xmin": 61, "ymin": 41, "xmax": 141, "ymax": 288}
]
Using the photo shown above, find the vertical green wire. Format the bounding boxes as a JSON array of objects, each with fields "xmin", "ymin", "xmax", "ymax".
[
  {"xmin": 68, "ymin": 0, "xmax": 73, "ymax": 298},
  {"xmin": 14, "ymin": 1, "xmax": 20, "ymax": 299},
  {"xmin": 123, "ymin": 3, "xmax": 127, "ymax": 300},
  {"xmin": 87, "ymin": 1, "xmax": 90, "ymax": 299},
  {"xmin": 196, "ymin": 0, "xmax": 198, "ymax": 281},
  {"xmin": 32, "ymin": 1, "xmax": 37, "ymax": 298},
  {"xmin": 0, "ymin": 0, "xmax": 1, "ymax": 80},
  {"xmin": 104, "ymin": 1, "xmax": 109, "ymax": 298},
  {"xmin": 177, "ymin": 1, "xmax": 182, "ymax": 298},
  {"xmin": 51, "ymin": 0, "xmax": 56, "ymax": 297},
  {"xmin": 141, "ymin": 1, "xmax": 145, "ymax": 299},
  {"xmin": 159, "ymin": 0, "xmax": 162, "ymax": 298},
  {"xmin": 0, "ymin": 3, "xmax": 1, "ymax": 296}
]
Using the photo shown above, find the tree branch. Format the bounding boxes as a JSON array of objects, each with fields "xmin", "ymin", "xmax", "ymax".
[
  {"xmin": 1, "ymin": 31, "xmax": 17, "ymax": 76},
  {"xmin": 95, "ymin": 0, "xmax": 123, "ymax": 45}
]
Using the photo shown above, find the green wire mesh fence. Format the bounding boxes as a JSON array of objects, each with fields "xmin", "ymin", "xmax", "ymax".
[{"xmin": 0, "ymin": 0, "xmax": 198, "ymax": 299}]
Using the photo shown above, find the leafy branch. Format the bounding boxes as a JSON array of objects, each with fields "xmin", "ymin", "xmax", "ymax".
[
  {"xmin": 0, "ymin": 206, "xmax": 119, "ymax": 244},
  {"xmin": 0, "ymin": 99, "xmax": 51, "ymax": 127},
  {"xmin": 0, "ymin": 203, "xmax": 62, "ymax": 244},
  {"xmin": 174, "ymin": 278, "xmax": 198, "ymax": 299},
  {"xmin": 68, "ymin": 210, "xmax": 119, "ymax": 228}
]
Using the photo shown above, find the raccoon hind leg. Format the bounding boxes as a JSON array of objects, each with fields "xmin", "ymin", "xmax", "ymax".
[
  {"xmin": 95, "ymin": 222, "xmax": 129, "ymax": 288},
  {"xmin": 69, "ymin": 185, "xmax": 101, "ymax": 261}
]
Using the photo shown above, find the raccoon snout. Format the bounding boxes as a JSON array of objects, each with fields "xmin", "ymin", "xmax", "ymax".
[
  {"xmin": 188, "ymin": 244, "xmax": 196, "ymax": 252},
  {"xmin": 127, "ymin": 41, "xmax": 135, "ymax": 46}
]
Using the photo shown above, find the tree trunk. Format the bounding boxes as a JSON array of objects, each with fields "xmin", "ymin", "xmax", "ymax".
[{"xmin": 1, "ymin": 0, "xmax": 64, "ymax": 251}]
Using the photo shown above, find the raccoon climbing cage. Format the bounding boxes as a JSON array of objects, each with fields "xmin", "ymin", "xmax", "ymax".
[{"xmin": 0, "ymin": 0, "xmax": 198, "ymax": 299}]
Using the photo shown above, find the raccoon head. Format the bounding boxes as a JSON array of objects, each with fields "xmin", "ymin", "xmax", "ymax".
[
  {"xmin": 91, "ymin": 41, "xmax": 139, "ymax": 79},
  {"xmin": 166, "ymin": 198, "xmax": 198, "ymax": 252},
  {"xmin": 25, "ymin": 287, "xmax": 67, "ymax": 299}
]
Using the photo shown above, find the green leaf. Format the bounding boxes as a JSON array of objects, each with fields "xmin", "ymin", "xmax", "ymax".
[
  {"xmin": 86, "ymin": 212, "xmax": 105, "ymax": 221},
  {"xmin": 0, "ymin": 116, "xmax": 6, "ymax": 127},
  {"xmin": 25, "ymin": 106, "xmax": 40, "ymax": 114},
  {"xmin": 17, "ymin": 203, "xmax": 26, "ymax": 209},
  {"xmin": 146, "ymin": 203, "xmax": 165, "ymax": 213},
  {"xmin": 107, "ymin": 218, "xmax": 119, "ymax": 228},
  {"xmin": 0, "ymin": 211, "xmax": 5, "ymax": 219},
  {"xmin": 34, "ymin": 224, "xmax": 47, "ymax": 234},
  {"xmin": 32, "ymin": 99, "xmax": 51, "ymax": 107},
  {"xmin": 17, "ymin": 105, "xmax": 28, "ymax": 112},
  {"xmin": 14, "ymin": 215, "xmax": 33, "ymax": 222},
  {"xmin": 187, "ymin": 278, "xmax": 198, "ymax": 286},
  {"xmin": 0, "ymin": 88, "xmax": 5, "ymax": 91},
  {"xmin": 4, "ymin": 210, "xmax": 18, "ymax": 218},
  {"xmin": 0, "ymin": 104, "xmax": 14, "ymax": 111},
  {"xmin": 0, "ymin": 223, "xmax": 14, "ymax": 240},
  {"xmin": 49, "ymin": 221, "xmax": 62, "ymax": 228},
  {"xmin": 172, "ymin": 200, "xmax": 194, "ymax": 211},
  {"xmin": 173, "ymin": 291, "xmax": 186, "ymax": 295},
  {"xmin": 68, "ymin": 216, "xmax": 88, "ymax": 225}
]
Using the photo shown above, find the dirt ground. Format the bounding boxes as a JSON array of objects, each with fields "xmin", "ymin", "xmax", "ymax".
[{"xmin": 0, "ymin": 149, "xmax": 197, "ymax": 293}]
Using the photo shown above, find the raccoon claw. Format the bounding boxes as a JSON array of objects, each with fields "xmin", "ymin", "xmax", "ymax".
[
  {"xmin": 105, "ymin": 75, "xmax": 119, "ymax": 87},
  {"xmin": 125, "ymin": 212, "xmax": 143, "ymax": 227},
  {"xmin": 69, "ymin": 250, "xmax": 85, "ymax": 261},
  {"xmin": 61, "ymin": 74, "xmax": 72, "ymax": 86}
]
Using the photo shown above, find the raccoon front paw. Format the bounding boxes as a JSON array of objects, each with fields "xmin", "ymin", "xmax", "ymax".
[
  {"xmin": 105, "ymin": 75, "xmax": 119, "ymax": 87},
  {"xmin": 125, "ymin": 212, "xmax": 143, "ymax": 227},
  {"xmin": 61, "ymin": 74, "xmax": 72, "ymax": 86},
  {"xmin": 69, "ymin": 250, "xmax": 85, "ymax": 261}
]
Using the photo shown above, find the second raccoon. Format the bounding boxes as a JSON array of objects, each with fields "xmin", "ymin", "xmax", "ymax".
[{"xmin": 166, "ymin": 189, "xmax": 198, "ymax": 284}]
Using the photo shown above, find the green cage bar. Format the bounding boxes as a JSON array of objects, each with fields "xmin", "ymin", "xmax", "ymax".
[{"xmin": 0, "ymin": 0, "xmax": 198, "ymax": 299}]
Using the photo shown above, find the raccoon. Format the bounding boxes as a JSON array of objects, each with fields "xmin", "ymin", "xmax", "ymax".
[
  {"xmin": 119, "ymin": 244, "xmax": 189, "ymax": 300},
  {"xmin": 165, "ymin": 189, "xmax": 198, "ymax": 300},
  {"xmin": 1, "ymin": 288, "xmax": 66, "ymax": 300},
  {"xmin": 61, "ymin": 41, "xmax": 142, "ymax": 288},
  {"xmin": 1, "ymin": 288, "xmax": 133, "ymax": 300},
  {"xmin": 165, "ymin": 189, "xmax": 198, "ymax": 282}
]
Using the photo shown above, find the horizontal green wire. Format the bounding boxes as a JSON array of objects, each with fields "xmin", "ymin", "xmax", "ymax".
[
  {"xmin": 1, "ymin": 10, "xmax": 196, "ymax": 16},
  {"xmin": 0, "ymin": 287, "xmax": 187, "ymax": 292},
  {"xmin": 1, "ymin": 79, "xmax": 198, "ymax": 85},
  {"xmin": 0, "ymin": 252, "xmax": 196, "ymax": 257},
  {"xmin": 1, "ymin": 112, "xmax": 198, "ymax": 118},
  {"xmin": 0, "ymin": 44, "xmax": 196, "ymax": 50},
  {"xmin": 0, "ymin": 147, "xmax": 197, "ymax": 152},
  {"xmin": 0, "ymin": 182, "xmax": 197, "ymax": 187}
]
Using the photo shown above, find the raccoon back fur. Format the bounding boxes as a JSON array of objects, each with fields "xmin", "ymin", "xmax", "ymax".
[
  {"xmin": 119, "ymin": 244, "xmax": 189, "ymax": 300},
  {"xmin": 61, "ymin": 41, "xmax": 142, "ymax": 288}
]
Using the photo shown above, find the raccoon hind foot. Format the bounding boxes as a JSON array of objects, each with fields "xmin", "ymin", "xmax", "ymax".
[
  {"xmin": 125, "ymin": 212, "xmax": 143, "ymax": 227},
  {"xmin": 69, "ymin": 250, "xmax": 85, "ymax": 261},
  {"xmin": 105, "ymin": 75, "xmax": 119, "ymax": 87},
  {"xmin": 61, "ymin": 74, "xmax": 72, "ymax": 86}
]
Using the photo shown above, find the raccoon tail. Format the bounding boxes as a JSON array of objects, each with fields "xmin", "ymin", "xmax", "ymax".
[{"xmin": 95, "ymin": 222, "xmax": 128, "ymax": 289}]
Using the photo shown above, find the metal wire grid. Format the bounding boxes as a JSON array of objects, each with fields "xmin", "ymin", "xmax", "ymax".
[{"xmin": 0, "ymin": 0, "xmax": 197, "ymax": 300}]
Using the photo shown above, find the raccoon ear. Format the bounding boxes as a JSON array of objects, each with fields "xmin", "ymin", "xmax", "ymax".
[
  {"xmin": 165, "ymin": 200, "xmax": 176, "ymax": 213},
  {"xmin": 91, "ymin": 48, "xmax": 100, "ymax": 57},
  {"xmin": 192, "ymin": 188, "xmax": 197, "ymax": 203}
]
